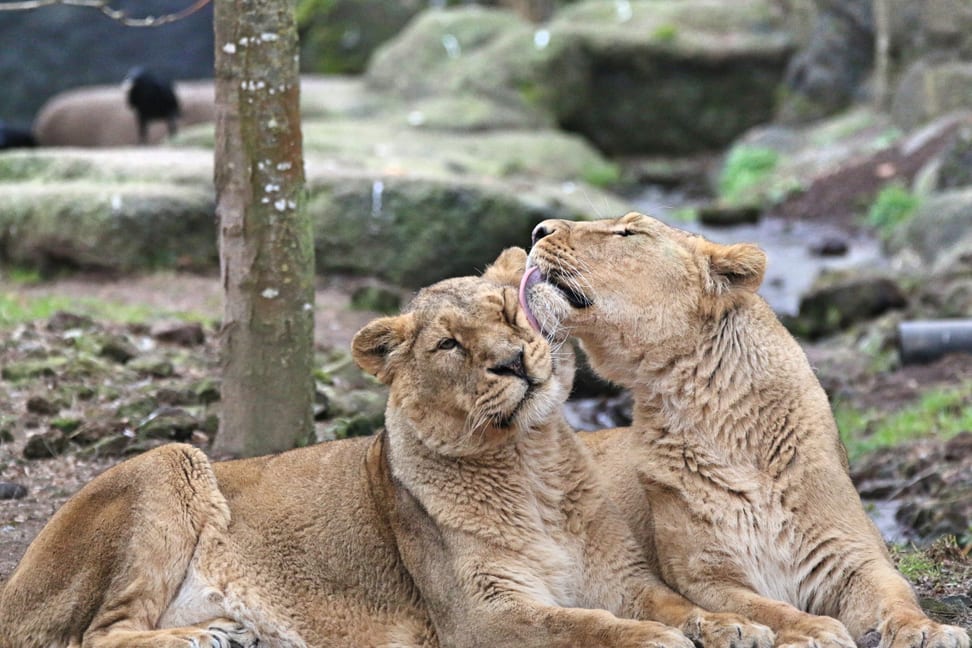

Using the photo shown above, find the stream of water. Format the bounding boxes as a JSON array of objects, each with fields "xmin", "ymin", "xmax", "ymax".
[{"xmin": 629, "ymin": 187, "xmax": 887, "ymax": 316}]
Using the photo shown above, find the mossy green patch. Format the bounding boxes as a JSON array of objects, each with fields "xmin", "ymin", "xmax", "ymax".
[
  {"xmin": 866, "ymin": 183, "xmax": 920, "ymax": 239},
  {"xmin": 718, "ymin": 146, "xmax": 779, "ymax": 206},
  {"xmin": 835, "ymin": 381, "xmax": 972, "ymax": 461}
]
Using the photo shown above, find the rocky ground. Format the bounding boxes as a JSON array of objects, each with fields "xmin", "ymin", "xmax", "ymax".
[{"xmin": 1, "ymin": 272, "xmax": 970, "ymax": 633}]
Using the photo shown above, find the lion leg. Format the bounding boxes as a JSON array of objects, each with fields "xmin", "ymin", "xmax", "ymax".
[
  {"xmin": 682, "ymin": 584, "xmax": 856, "ymax": 648},
  {"xmin": 0, "ymin": 444, "xmax": 231, "ymax": 648},
  {"xmin": 627, "ymin": 583, "xmax": 775, "ymax": 648},
  {"xmin": 83, "ymin": 618, "xmax": 257, "ymax": 648},
  {"xmin": 835, "ymin": 562, "xmax": 970, "ymax": 648}
]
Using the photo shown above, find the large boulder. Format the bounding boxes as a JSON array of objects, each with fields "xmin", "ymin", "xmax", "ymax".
[
  {"xmin": 777, "ymin": 0, "xmax": 873, "ymax": 124},
  {"xmin": 891, "ymin": 62, "xmax": 972, "ymax": 131},
  {"xmin": 297, "ymin": 0, "xmax": 425, "ymax": 75},
  {"xmin": 0, "ymin": 180, "xmax": 216, "ymax": 273},
  {"xmin": 367, "ymin": 2, "xmax": 794, "ymax": 155},
  {"xmin": 0, "ymin": 122, "xmax": 627, "ymax": 283}
]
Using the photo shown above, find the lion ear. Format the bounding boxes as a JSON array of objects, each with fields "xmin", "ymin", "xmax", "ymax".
[
  {"xmin": 482, "ymin": 247, "xmax": 527, "ymax": 287},
  {"xmin": 702, "ymin": 240, "xmax": 766, "ymax": 294},
  {"xmin": 352, "ymin": 314, "xmax": 415, "ymax": 384}
]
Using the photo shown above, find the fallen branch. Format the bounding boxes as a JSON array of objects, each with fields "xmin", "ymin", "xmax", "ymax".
[{"xmin": 0, "ymin": 0, "xmax": 211, "ymax": 26}]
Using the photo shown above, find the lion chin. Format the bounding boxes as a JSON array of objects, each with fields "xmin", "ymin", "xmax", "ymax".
[{"xmin": 523, "ymin": 211, "xmax": 972, "ymax": 648}]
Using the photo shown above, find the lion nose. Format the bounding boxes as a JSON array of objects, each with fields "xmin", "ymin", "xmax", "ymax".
[
  {"xmin": 531, "ymin": 223, "xmax": 553, "ymax": 246},
  {"xmin": 490, "ymin": 349, "xmax": 527, "ymax": 381}
]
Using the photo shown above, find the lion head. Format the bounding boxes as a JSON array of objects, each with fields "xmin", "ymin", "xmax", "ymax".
[
  {"xmin": 519, "ymin": 211, "xmax": 767, "ymax": 388},
  {"xmin": 353, "ymin": 248, "xmax": 574, "ymax": 458}
]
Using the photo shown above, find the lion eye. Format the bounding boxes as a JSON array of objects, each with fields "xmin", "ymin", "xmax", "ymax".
[
  {"xmin": 614, "ymin": 229, "xmax": 634, "ymax": 237},
  {"xmin": 436, "ymin": 338, "xmax": 460, "ymax": 351}
]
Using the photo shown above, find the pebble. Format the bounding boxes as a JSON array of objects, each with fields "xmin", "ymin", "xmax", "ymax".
[{"xmin": 0, "ymin": 482, "xmax": 28, "ymax": 500}]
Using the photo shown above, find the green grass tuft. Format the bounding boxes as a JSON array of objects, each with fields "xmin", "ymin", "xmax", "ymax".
[
  {"xmin": 866, "ymin": 183, "xmax": 919, "ymax": 238},
  {"xmin": 835, "ymin": 381, "xmax": 972, "ymax": 461},
  {"xmin": 718, "ymin": 146, "xmax": 779, "ymax": 205}
]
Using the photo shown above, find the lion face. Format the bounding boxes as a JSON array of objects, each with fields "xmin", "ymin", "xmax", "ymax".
[
  {"xmin": 353, "ymin": 249, "xmax": 573, "ymax": 457},
  {"xmin": 520, "ymin": 212, "xmax": 766, "ymax": 386}
]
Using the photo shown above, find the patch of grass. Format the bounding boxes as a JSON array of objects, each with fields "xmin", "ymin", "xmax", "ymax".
[
  {"xmin": 581, "ymin": 161, "xmax": 621, "ymax": 189},
  {"xmin": 3, "ymin": 267, "xmax": 43, "ymax": 285},
  {"xmin": 893, "ymin": 547, "xmax": 941, "ymax": 581},
  {"xmin": 652, "ymin": 24, "xmax": 678, "ymax": 43},
  {"xmin": 865, "ymin": 183, "xmax": 920, "ymax": 239},
  {"xmin": 669, "ymin": 207, "xmax": 698, "ymax": 223},
  {"xmin": 0, "ymin": 292, "xmax": 211, "ymax": 329},
  {"xmin": 835, "ymin": 382, "xmax": 972, "ymax": 461},
  {"xmin": 718, "ymin": 146, "xmax": 779, "ymax": 205}
]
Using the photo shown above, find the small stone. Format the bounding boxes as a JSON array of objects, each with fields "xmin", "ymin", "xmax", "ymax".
[
  {"xmin": 191, "ymin": 378, "xmax": 221, "ymax": 404},
  {"xmin": 26, "ymin": 395, "xmax": 62, "ymax": 416},
  {"xmin": 46, "ymin": 311, "xmax": 94, "ymax": 332},
  {"xmin": 76, "ymin": 433, "xmax": 132, "ymax": 457},
  {"xmin": 99, "ymin": 334, "xmax": 139, "ymax": 363},
  {"xmin": 69, "ymin": 421, "xmax": 124, "ymax": 446},
  {"xmin": 0, "ymin": 482, "xmax": 27, "ymax": 500},
  {"xmin": 137, "ymin": 407, "xmax": 199, "ymax": 441},
  {"xmin": 697, "ymin": 203, "xmax": 761, "ymax": 226},
  {"xmin": 808, "ymin": 236, "xmax": 849, "ymax": 257},
  {"xmin": 23, "ymin": 429, "xmax": 68, "ymax": 459},
  {"xmin": 129, "ymin": 355, "xmax": 174, "ymax": 378},
  {"xmin": 151, "ymin": 321, "xmax": 205, "ymax": 346}
]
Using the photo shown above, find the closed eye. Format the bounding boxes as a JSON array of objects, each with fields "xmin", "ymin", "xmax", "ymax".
[{"xmin": 614, "ymin": 229, "xmax": 635, "ymax": 237}]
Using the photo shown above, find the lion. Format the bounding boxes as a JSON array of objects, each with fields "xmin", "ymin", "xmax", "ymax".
[
  {"xmin": 518, "ymin": 212, "xmax": 972, "ymax": 648},
  {"xmin": 0, "ymin": 248, "xmax": 772, "ymax": 648}
]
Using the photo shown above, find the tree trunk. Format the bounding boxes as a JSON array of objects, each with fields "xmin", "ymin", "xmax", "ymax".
[{"xmin": 212, "ymin": 0, "xmax": 314, "ymax": 457}]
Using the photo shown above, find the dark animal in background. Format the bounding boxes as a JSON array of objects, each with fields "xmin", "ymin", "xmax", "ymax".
[
  {"xmin": 0, "ymin": 121, "xmax": 37, "ymax": 149},
  {"xmin": 123, "ymin": 67, "xmax": 180, "ymax": 144}
]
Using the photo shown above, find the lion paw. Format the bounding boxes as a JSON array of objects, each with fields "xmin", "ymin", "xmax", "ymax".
[
  {"xmin": 686, "ymin": 612, "xmax": 775, "ymax": 648},
  {"xmin": 878, "ymin": 617, "xmax": 970, "ymax": 648},
  {"xmin": 202, "ymin": 619, "xmax": 259, "ymax": 648},
  {"xmin": 624, "ymin": 621, "xmax": 697, "ymax": 648},
  {"xmin": 775, "ymin": 615, "xmax": 855, "ymax": 648}
]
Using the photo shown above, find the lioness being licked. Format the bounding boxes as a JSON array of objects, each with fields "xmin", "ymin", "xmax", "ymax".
[
  {"xmin": 519, "ymin": 212, "xmax": 971, "ymax": 648},
  {"xmin": 0, "ymin": 249, "xmax": 771, "ymax": 648}
]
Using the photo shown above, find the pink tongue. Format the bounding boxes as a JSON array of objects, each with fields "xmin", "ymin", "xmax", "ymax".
[{"xmin": 519, "ymin": 266, "xmax": 543, "ymax": 333}]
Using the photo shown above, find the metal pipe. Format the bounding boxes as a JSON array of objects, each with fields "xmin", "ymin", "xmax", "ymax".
[{"xmin": 898, "ymin": 319, "xmax": 972, "ymax": 365}]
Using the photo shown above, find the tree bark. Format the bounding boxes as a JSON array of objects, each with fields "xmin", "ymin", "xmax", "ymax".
[{"xmin": 212, "ymin": 0, "xmax": 314, "ymax": 457}]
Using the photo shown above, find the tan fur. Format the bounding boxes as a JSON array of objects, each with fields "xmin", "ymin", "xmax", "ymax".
[
  {"xmin": 0, "ymin": 249, "xmax": 771, "ymax": 648},
  {"xmin": 522, "ymin": 213, "xmax": 972, "ymax": 648}
]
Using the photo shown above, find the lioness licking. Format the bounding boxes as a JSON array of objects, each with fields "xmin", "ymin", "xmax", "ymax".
[
  {"xmin": 0, "ymin": 249, "xmax": 771, "ymax": 648},
  {"xmin": 519, "ymin": 212, "xmax": 971, "ymax": 648}
]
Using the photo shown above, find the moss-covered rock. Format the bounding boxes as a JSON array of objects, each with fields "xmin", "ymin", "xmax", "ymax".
[
  {"xmin": 0, "ymin": 181, "xmax": 216, "ymax": 274},
  {"xmin": 297, "ymin": 0, "xmax": 424, "ymax": 75},
  {"xmin": 309, "ymin": 172, "xmax": 624, "ymax": 287},
  {"xmin": 368, "ymin": 2, "xmax": 793, "ymax": 154},
  {"xmin": 892, "ymin": 62, "xmax": 972, "ymax": 131}
]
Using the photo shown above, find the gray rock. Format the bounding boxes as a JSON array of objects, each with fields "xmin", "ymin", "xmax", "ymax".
[
  {"xmin": 778, "ymin": 0, "xmax": 874, "ymax": 124},
  {"xmin": 790, "ymin": 272, "xmax": 907, "ymax": 339},
  {"xmin": 99, "ymin": 334, "xmax": 139, "ymax": 364},
  {"xmin": 151, "ymin": 321, "xmax": 205, "ymax": 347},
  {"xmin": 368, "ymin": 2, "xmax": 793, "ymax": 155},
  {"xmin": 137, "ymin": 407, "xmax": 199, "ymax": 441},
  {"xmin": 26, "ymin": 395, "xmax": 63, "ymax": 416},
  {"xmin": 892, "ymin": 62, "xmax": 972, "ymax": 131},
  {"xmin": 0, "ymin": 482, "xmax": 28, "ymax": 500},
  {"xmin": 23, "ymin": 429, "xmax": 68, "ymax": 459},
  {"xmin": 889, "ymin": 188, "xmax": 972, "ymax": 266}
]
